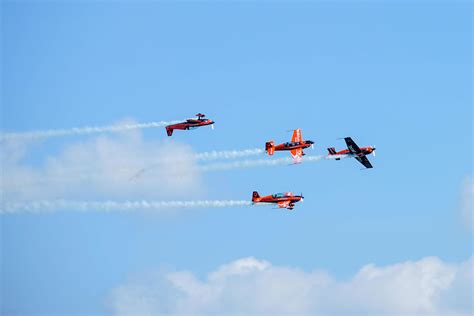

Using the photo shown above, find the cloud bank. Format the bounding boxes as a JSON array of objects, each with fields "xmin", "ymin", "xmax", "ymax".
[
  {"xmin": 1, "ymin": 128, "xmax": 203, "ymax": 202},
  {"xmin": 108, "ymin": 256, "xmax": 473, "ymax": 316}
]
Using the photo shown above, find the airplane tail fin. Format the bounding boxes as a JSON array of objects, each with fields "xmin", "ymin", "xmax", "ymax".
[
  {"xmin": 252, "ymin": 191, "xmax": 260, "ymax": 202},
  {"xmin": 265, "ymin": 141, "xmax": 275, "ymax": 155},
  {"xmin": 166, "ymin": 126, "xmax": 174, "ymax": 137},
  {"xmin": 327, "ymin": 147, "xmax": 337, "ymax": 155}
]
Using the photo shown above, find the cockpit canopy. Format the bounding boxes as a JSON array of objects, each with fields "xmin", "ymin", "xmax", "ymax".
[{"xmin": 272, "ymin": 193, "xmax": 286, "ymax": 198}]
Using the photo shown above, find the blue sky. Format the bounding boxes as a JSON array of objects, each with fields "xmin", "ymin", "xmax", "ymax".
[{"xmin": 1, "ymin": 1, "xmax": 472, "ymax": 315}]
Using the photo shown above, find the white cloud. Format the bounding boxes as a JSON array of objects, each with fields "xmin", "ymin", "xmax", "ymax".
[
  {"xmin": 108, "ymin": 256, "xmax": 473, "ymax": 316},
  {"xmin": 0, "ymin": 123, "xmax": 204, "ymax": 202},
  {"xmin": 460, "ymin": 177, "xmax": 473, "ymax": 231}
]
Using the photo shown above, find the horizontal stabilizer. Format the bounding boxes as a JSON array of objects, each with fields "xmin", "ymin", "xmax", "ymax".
[
  {"xmin": 252, "ymin": 191, "xmax": 260, "ymax": 202},
  {"xmin": 265, "ymin": 141, "xmax": 275, "ymax": 155}
]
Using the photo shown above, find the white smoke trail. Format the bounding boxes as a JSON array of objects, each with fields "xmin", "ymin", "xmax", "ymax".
[
  {"xmin": 199, "ymin": 155, "xmax": 326, "ymax": 171},
  {"xmin": 131, "ymin": 155, "xmax": 326, "ymax": 180},
  {"xmin": 129, "ymin": 148, "xmax": 265, "ymax": 180},
  {"xmin": 0, "ymin": 120, "xmax": 183, "ymax": 141},
  {"xmin": 1, "ymin": 199, "xmax": 253, "ymax": 214},
  {"xmin": 147, "ymin": 148, "xmax": 265, "ymax": 164},
  {"xmin": 194, "ymin": 148, "xmax": 264, "ymax": 161}
]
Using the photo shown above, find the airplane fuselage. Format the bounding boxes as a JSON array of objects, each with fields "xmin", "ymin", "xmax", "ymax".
[
  {"xmin": 334, "ymin": 146, "xmax": 374, "ymax": 157},
  {"xmin": 166, "ymin": 116, "xmax": 214, "ymax": 136},
  {"xmin": 274, "ymin": 140, "xmax": 314, "ymax": 152},
  {"xmin": 255, "ymin": 196, "xmax": 303, "ymax": 204},
  {"xmin": 252, "ymin": 191, "xmax": 303, "ymax": 210}
]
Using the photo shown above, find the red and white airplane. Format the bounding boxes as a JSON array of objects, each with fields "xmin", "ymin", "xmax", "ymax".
[
  {"xmin": 265, "ymin": 129, "xmax": 314, "ymax": 162},
  {"xmin": 165, "ymin": 113, "xmax": 214, "ymax": 136},
  {"xmin": 327, "ymin": 137, "xmax": 376, "ymax": 169},
  {"xmin": 252, "ymin": 191, "xmax": 304, "ymax": 210}
]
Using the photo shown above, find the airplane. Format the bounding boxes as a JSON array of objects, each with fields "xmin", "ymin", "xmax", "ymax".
[
  {"xmin": 165, "ymin": 113, "xmax": 214, "ymax": 136},
  {"xmin": 327, "ymin": 137, "xmax": 376, "ymax": 169},
  {"xmin": 265, "ymin": 129, "xmax": 315, "ymax": 162},
  {"xmin": 251, "ymin": 191, "xmax": 304, "ymax": 210}
]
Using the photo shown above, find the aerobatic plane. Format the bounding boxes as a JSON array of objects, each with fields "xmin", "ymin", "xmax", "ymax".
[
  {"xmin": 165, "ymin": 113, "xmax": 214, "ymax": 136},
  {"xmin": 265, "ymin": 129, "xmax": 314, "ymax": 162},
  {"xmin": 327, "ymin": 137, "xmax": 376, "ymax": 169},
  {"xmin": 251, "ymin": 191, "xmax": 304, "ymax": 210}
]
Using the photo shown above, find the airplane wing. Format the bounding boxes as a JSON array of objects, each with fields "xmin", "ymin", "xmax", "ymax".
[
  {"xmin": 292, "ymin": 129, "xmax": 302, "ymax": 143},
  {"xmin": 277, "ymin": 201, "xmax": 291, "ymax": 208},
  {"xmin": 344, "ymin": 137, "xmax": 362, "ymax": 155},
  {"xmin": 290, "ymin": 148, "xmax": 303, "ymax": 159},
  {"xmin": 355, "ymin": 155, "xmax": 373, "ymax": 169}
]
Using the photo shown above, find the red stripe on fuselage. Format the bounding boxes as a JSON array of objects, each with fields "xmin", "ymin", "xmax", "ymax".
[{"xmin": 274, "ymin": 142, "xmax": 312, "ymax": 151}]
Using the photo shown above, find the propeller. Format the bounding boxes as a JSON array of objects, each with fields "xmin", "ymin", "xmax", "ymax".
[
  {"xmin": 372, "ymin": 146, "xmax": 376, "ymax": 156},
  {"xmin": 300, "ymin": 192, "xmax": 304, "ymax": 202},
  {"xmin": 211, "ymin": 124, "xmax": 215, "ymax": 130}
]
